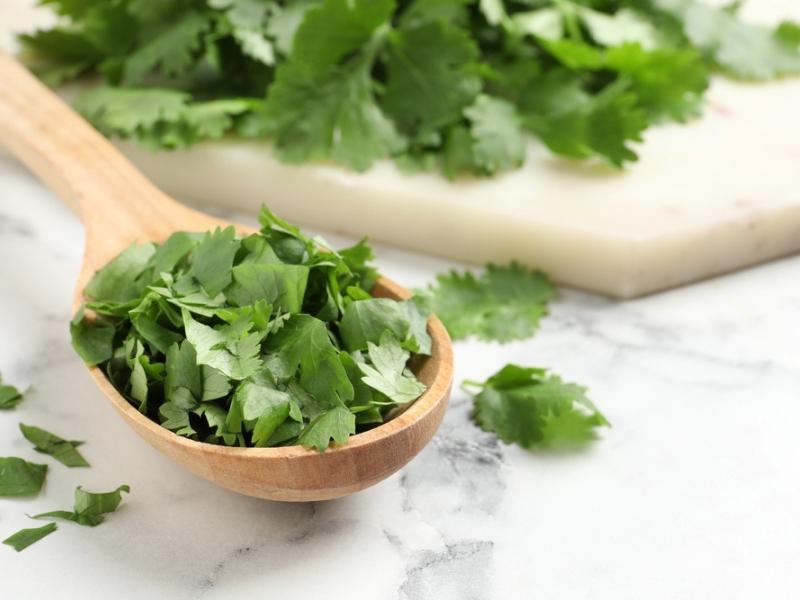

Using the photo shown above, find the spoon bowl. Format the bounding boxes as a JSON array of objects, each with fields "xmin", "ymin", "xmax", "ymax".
[{"xmin": 0, "ymin": 50, "xmax": 453, "ymax": 501}]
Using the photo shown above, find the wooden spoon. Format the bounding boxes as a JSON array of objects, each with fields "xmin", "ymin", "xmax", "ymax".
[{"xmin": 0, "ymin": 50, "xmax": 453, "ymax": 501}]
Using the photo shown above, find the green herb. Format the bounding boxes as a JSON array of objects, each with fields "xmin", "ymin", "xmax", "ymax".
[
  {"xmin": 2, "ymin": 522, "xmax": 57, "ymax": 552},
  {"xmin": 69, "ymin": 205, "xmax": 429, "ymax": 451},
  {"xmin": 0, "ymin": 457, "xmax": 48, "ymax": 497},
  {"xmin": 19, "ymin": 424, "xmax": 90, "ymax": 468},
  {"xmin": 0, "ymin": 374, "xmax": 24, "ymax": 409},
  {"xmin": 417, "ymin": 262, "xmax": 554, "ymax": 342},
  {"xmin": 34, "ymin": 485, "xmax": 130, "ymax": 527},
  {"xmin": 465, "ymin": 364, "xmax": 609, "ymax": 450},
  {"xmin": 21, "ymin": 0, "xmax": 800, "ymax": 177}
]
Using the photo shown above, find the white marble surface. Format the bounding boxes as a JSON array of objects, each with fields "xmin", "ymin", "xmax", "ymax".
[{"xmin": 2, "ymin": 153, "xmax": 800, "ymax": 599}]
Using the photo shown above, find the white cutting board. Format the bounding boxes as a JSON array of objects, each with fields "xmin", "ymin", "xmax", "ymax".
[{"xmin": 3, "ymin": 0, "xmax": 800, "ymax": 297}]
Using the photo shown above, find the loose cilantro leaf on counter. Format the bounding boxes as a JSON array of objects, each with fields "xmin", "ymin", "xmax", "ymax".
[
  {"xmin": 69, "ymin": 204, "xmax": 428, "ymax": 451},
  {"xmin": 19, "ymin": 424, "xmax": 90, "ymax": 468},
  {"xmin": 0, "ymin": 375, "xmax": 24, "ymax": 410},
  {"xmin": 2, "ymin": 522, "xmax": 58, "ymax": 552},
  {"xmin": 34, "ymin": 485, "xmax": 130, "ymax": 527},
  {"xmin": 466, "ymin": 364, "xmax": 609, "ymax": 450},
  {"xmin": 22, "ymin": 0, "xmax": 800, "ymax": 176},
  {"xmin": 418, "ymin": 262, "xmax": 554, "ymax": 342},
  {"xmin": 0, "ymin": 457, "xmax": 48, "ymax": 497}
]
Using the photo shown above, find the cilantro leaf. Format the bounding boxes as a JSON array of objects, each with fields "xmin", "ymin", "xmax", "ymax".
[
  {"xmin": 339, "ymin": 298, "xmax": 410, "ymax": 352},
  {"xmin": 85, "ymin": 243, "xmax": 156, "ymax": 303},
  {"xmin": 34, "ymin": 485, "xmax": 130, "ymax": 527},
  {"xmin": 226, "ymin": 263, "xmax": 309, "ymax": 312},
  {"xmin": 183, "ymin": 310, "xmax": 263, "ymax": 380},
  {"xmin": 297, "ymin": 406, "xmax": 356, "ymax": 451},
  {"xmin": 289, "ymin": 0, "xmax": 394, "ymax": 74},
  {"xmin": 653, "ymin": 0, "xmax": 800, "ymax": 79},
  {"xmin": 2, "ymin": 522, "xmax": 58, "ymax": 552},
  {"xmin": 381, "ymin": 20, "xmax": 481, "ymax": 139},
  {"xmin": 245, "ymin": 0, "xmax": 401, "ymax": 171},
  {"xmin": 0, "ymin": 375, "xmax": 24, "ymax": 410},
  {"xmin": 123, "ymin": 11, "xmax": 210, "ymax": 84},
  {"xmin": 190, "ymin": 226, "xmax": 241, "ymax": 297},
  {"xmin": 19, "ymin": 423, "xmax": 90, "ymax": 468},
  {"xmin": 0, "ymin": 457, "xmax": 48, "ymax": 497},
  {"xmin": 605, "ymin": 44, "xmax": 708, "ymax": 121},
  {"xmin": 467, "ymin": 364, "xmax": 609, "ymax": 450},
  {"xmin": 463, "ymin": 95, "xmax": 526, "ymax": 175},
  {"xmin": 251, "ymin": 53, "xmax": 401, "ymax": 171},
  {"xmin": 75, "ymin": 88, "xmax": 253, "ymax": 149},
  {"xmin": 211, "ymin": 0, "xmax": 278, "ymax": 65},
  {"xmin": 75, "ymin": 87, "xmax": 189, "ymax": 139},
  {"xmin": 264, "ymin": 314, "xmax": 354, "ymax": 406},
  {"xmin": 357, "ymin": 332, "xmax": 427, "ymax": 404},
  {"xmin": 518, "ymin": 65, "xmax": 647, "ymax": 166},
  {"xmin": 420, "ymin": 262, "xmax": 554, "ymax": 342}
]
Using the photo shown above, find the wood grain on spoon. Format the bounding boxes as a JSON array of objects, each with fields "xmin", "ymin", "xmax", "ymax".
[{"xmin": 0, "ymin": 49, "xmax": 453, "ymax": 501}]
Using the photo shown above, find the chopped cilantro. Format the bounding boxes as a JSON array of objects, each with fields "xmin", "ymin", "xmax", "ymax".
[
  {"xmin": 2, "ymin": 522, "xmax": 58, "ymax": 552},
  {"xmin": 19, "ymin": 423, "xmax": 90, "ymax": 468},
  {"xmin": 34, "ymin": 485, "xmax": 130, "ymax": 527},
  {"xmin": 69, "ymin": 205, "xmax": 428, "ymax": 451},
  {"xmin": 0, "ymin": 374, "xmax": 24, "ymax": 410},
  {"xmin": 21, "ymin": 0, "xmax": 800, "ymax": 176},
  {"xmin": 0, "ymin": 457, "xmax": 48, "ymax": 497}
]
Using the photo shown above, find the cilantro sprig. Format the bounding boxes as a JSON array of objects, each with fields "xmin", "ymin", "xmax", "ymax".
[
  {"xmin": 69, "ymin": 206, "xmax": 430, "ymax": 451},
  {"xmin": 417, "ymin": 262, "xmax": 554, "ymax": 342},
  {"xmin": 465, "ymin": 364, "xmax": 609, "ymax": 450},
  {"xmin": 20, "ymin": 0, "xmax": 800, "ymax": 177}
]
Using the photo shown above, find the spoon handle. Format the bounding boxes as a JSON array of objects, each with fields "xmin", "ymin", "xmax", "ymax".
[{"xmin": 0, "ymin": 49, "xmax": 172, "ymax": 222}]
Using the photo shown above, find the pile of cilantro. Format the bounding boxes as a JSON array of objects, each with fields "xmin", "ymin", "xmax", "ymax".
[
  {"xmin": 21, "ymin": 0, "xmax": 800, "ymax": 177},
  {"xmin": 69, "ymin": 207, "xmax": 431, "ymax": 451}
]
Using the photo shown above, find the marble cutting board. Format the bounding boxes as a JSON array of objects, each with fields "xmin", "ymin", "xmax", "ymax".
[{"xmin": 2, "ymin": 0, "xmax": 800, "ymax": 298}]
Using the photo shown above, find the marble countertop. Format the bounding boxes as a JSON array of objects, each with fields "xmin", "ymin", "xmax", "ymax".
[{"xmin": 2, "ymin": 152, "xmax": 800, "ymax": 599}]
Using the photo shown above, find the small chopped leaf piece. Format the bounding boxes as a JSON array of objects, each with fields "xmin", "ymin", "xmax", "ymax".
[
  {"xmin": 339, "ymin": 298, "xmax": 409, "ymax": 352},
  {"xmin": 0, "ymin": 375, "xmax": 24, "ymax": 410},
  {"xmin": 183, "ymin": 310, "xmax": 263, "ymax": 381},
  {"xmin": 0, "ymin": 457, "xmax": 48, "ymax": 497},
  {"xmin": 226, "ymin": 263, "xmax": 309, "ymax": 311},
  {"xmin": 467, "ymin": 364, "xmax": 609, "ymax": 450},
  {"xmin": 420, "ymin": 262, "xmax": 554, "ymax": 342},
  {"xmin": 357, "ymin": 332, "xmax": 427, "ymax": 403},
  {"xmin": 70, "ymin": 309, "xmax": 115, "ymax": 366},
  {"xmin": 297, "ymin": 406, "xmax": 356, "ymax": 451},
  {"xmin": 3, "ymin": 522, "xmax": 58, "ymax": 552},
  {"xmin": 19, "ymin": 423, "xmax": 90, "ymax": 468},
  {"xmin": 85, "ymin": 243, "xmax": 156, "ymax": 303},
  {"xmin": 34, "ymin": 485, "xmax": 130, "ymax": 527},
  {"xmin": 190, "ymin": 226, "xmax": 240, "ymax": 297}
]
